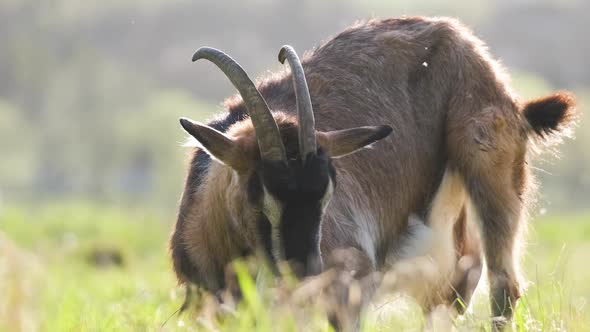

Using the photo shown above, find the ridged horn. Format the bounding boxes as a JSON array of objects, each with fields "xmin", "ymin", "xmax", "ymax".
[
  {"xmin": 278, "ymin": 45, "xmax": 317, "ymax": 161},
  {"xmin": 192, "ymin": 47, "xmax": 286, "ymax": 162}
]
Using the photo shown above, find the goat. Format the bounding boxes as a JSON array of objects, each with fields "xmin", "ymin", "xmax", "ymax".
[{"xmin": 170, "ymin": 17, "xmax": 576, "ymax": 329}]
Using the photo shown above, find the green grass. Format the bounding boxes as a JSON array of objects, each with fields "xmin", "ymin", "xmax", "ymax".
[{"xmin": 1, "ymin": 203, "xmax": 589, "ymax": 331}]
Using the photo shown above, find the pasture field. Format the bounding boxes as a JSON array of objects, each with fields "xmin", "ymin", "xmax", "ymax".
[{"xmin": 1, "ymin": 202, "xmax": 589, "ymax": 331}]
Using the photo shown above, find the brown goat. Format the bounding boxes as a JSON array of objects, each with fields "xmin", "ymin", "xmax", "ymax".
[{"xmin": 170, "ymin": 17, "xmax": 576, "ymax": 329}]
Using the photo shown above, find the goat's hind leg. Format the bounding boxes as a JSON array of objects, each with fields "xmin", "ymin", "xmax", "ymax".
[
  {"xmin": 447, "ymin": 205, "xmax": 483, "ymax": 315},
  {"xmin": 449, "ymin": 121, "xmax": 526, "ymax": 329},
  {"xmin": 464, "ymin": 171, "xmax": 523, "ymax": 328}
]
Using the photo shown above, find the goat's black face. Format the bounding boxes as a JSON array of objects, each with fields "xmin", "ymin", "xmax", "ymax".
[
  {"xmin": 249, "ymin": 149, "xmax": 335, "ymax": 277},
  {"xmin": 181, "ymin": 114, "xmax": 391, "ymax": 278}
]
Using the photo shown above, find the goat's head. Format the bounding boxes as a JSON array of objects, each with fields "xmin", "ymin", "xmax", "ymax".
[{"xmin": 179, "ymin": 46, "xmax": 392, "ymax": 277}]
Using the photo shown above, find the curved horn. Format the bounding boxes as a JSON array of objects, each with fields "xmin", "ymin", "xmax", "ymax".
[
  {"xmin": 192, "ymin": 47, "xmax": 286, "ymax": 162},
  {"xmin": 278, "ymin": 45, "xmax": 317, "ymax": 160}
]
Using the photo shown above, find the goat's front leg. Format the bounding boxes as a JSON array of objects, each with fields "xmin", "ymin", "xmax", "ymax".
[{"xmin": 321, "ymin": 246, "xmax": 379, "ymax": 332}]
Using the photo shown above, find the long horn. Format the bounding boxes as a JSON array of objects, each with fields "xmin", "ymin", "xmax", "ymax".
[
  {"xmin": 278, "ymin": 45, "xmax": 317, "ymax": 161},
  {"xmin": 192, "ymin": 47, "xmax": 286, "ymax": 162}
]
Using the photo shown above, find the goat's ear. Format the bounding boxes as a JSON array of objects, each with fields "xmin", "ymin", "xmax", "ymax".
[
  {"xmin": 523, "ymin": 91, "xmax": 576, "ymax": 139},
  {"xmin": 180, "ymin": 118, "xmax": 244, "ymax": 170},
  {"xmin": 318, "ymin": 125, "xmax": 392, "ymax": 158}
]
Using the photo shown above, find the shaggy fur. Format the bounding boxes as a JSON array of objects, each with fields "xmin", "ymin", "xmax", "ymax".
[{"xmin": 170, "ymin": 16, "xmax": 576, "ymax": 328}]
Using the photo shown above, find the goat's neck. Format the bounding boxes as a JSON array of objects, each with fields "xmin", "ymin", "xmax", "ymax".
[{"xmin": 184, "ymin": 163, "xmax": 252, "ymax": 290}]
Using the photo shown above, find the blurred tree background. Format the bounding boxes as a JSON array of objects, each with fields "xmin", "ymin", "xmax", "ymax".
[{"xmin": 0, "ymin": 0, "xmax": 588, "ymax": 215}]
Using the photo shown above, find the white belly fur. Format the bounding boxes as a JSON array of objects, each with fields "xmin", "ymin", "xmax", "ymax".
[{"xmin": 381, "ymin": 168, "xmax": 470, "ymax": 307}]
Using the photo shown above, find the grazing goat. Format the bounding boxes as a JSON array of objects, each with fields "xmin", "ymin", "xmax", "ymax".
[{"xmin": 170, "ymin": 17, "xmax": 576, "ymax": 329}]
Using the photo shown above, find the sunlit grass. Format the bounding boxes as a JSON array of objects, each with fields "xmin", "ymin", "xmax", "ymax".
[{"xmin": 1, "ymin": 203, "xmax": 589, "ymax": 331}]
